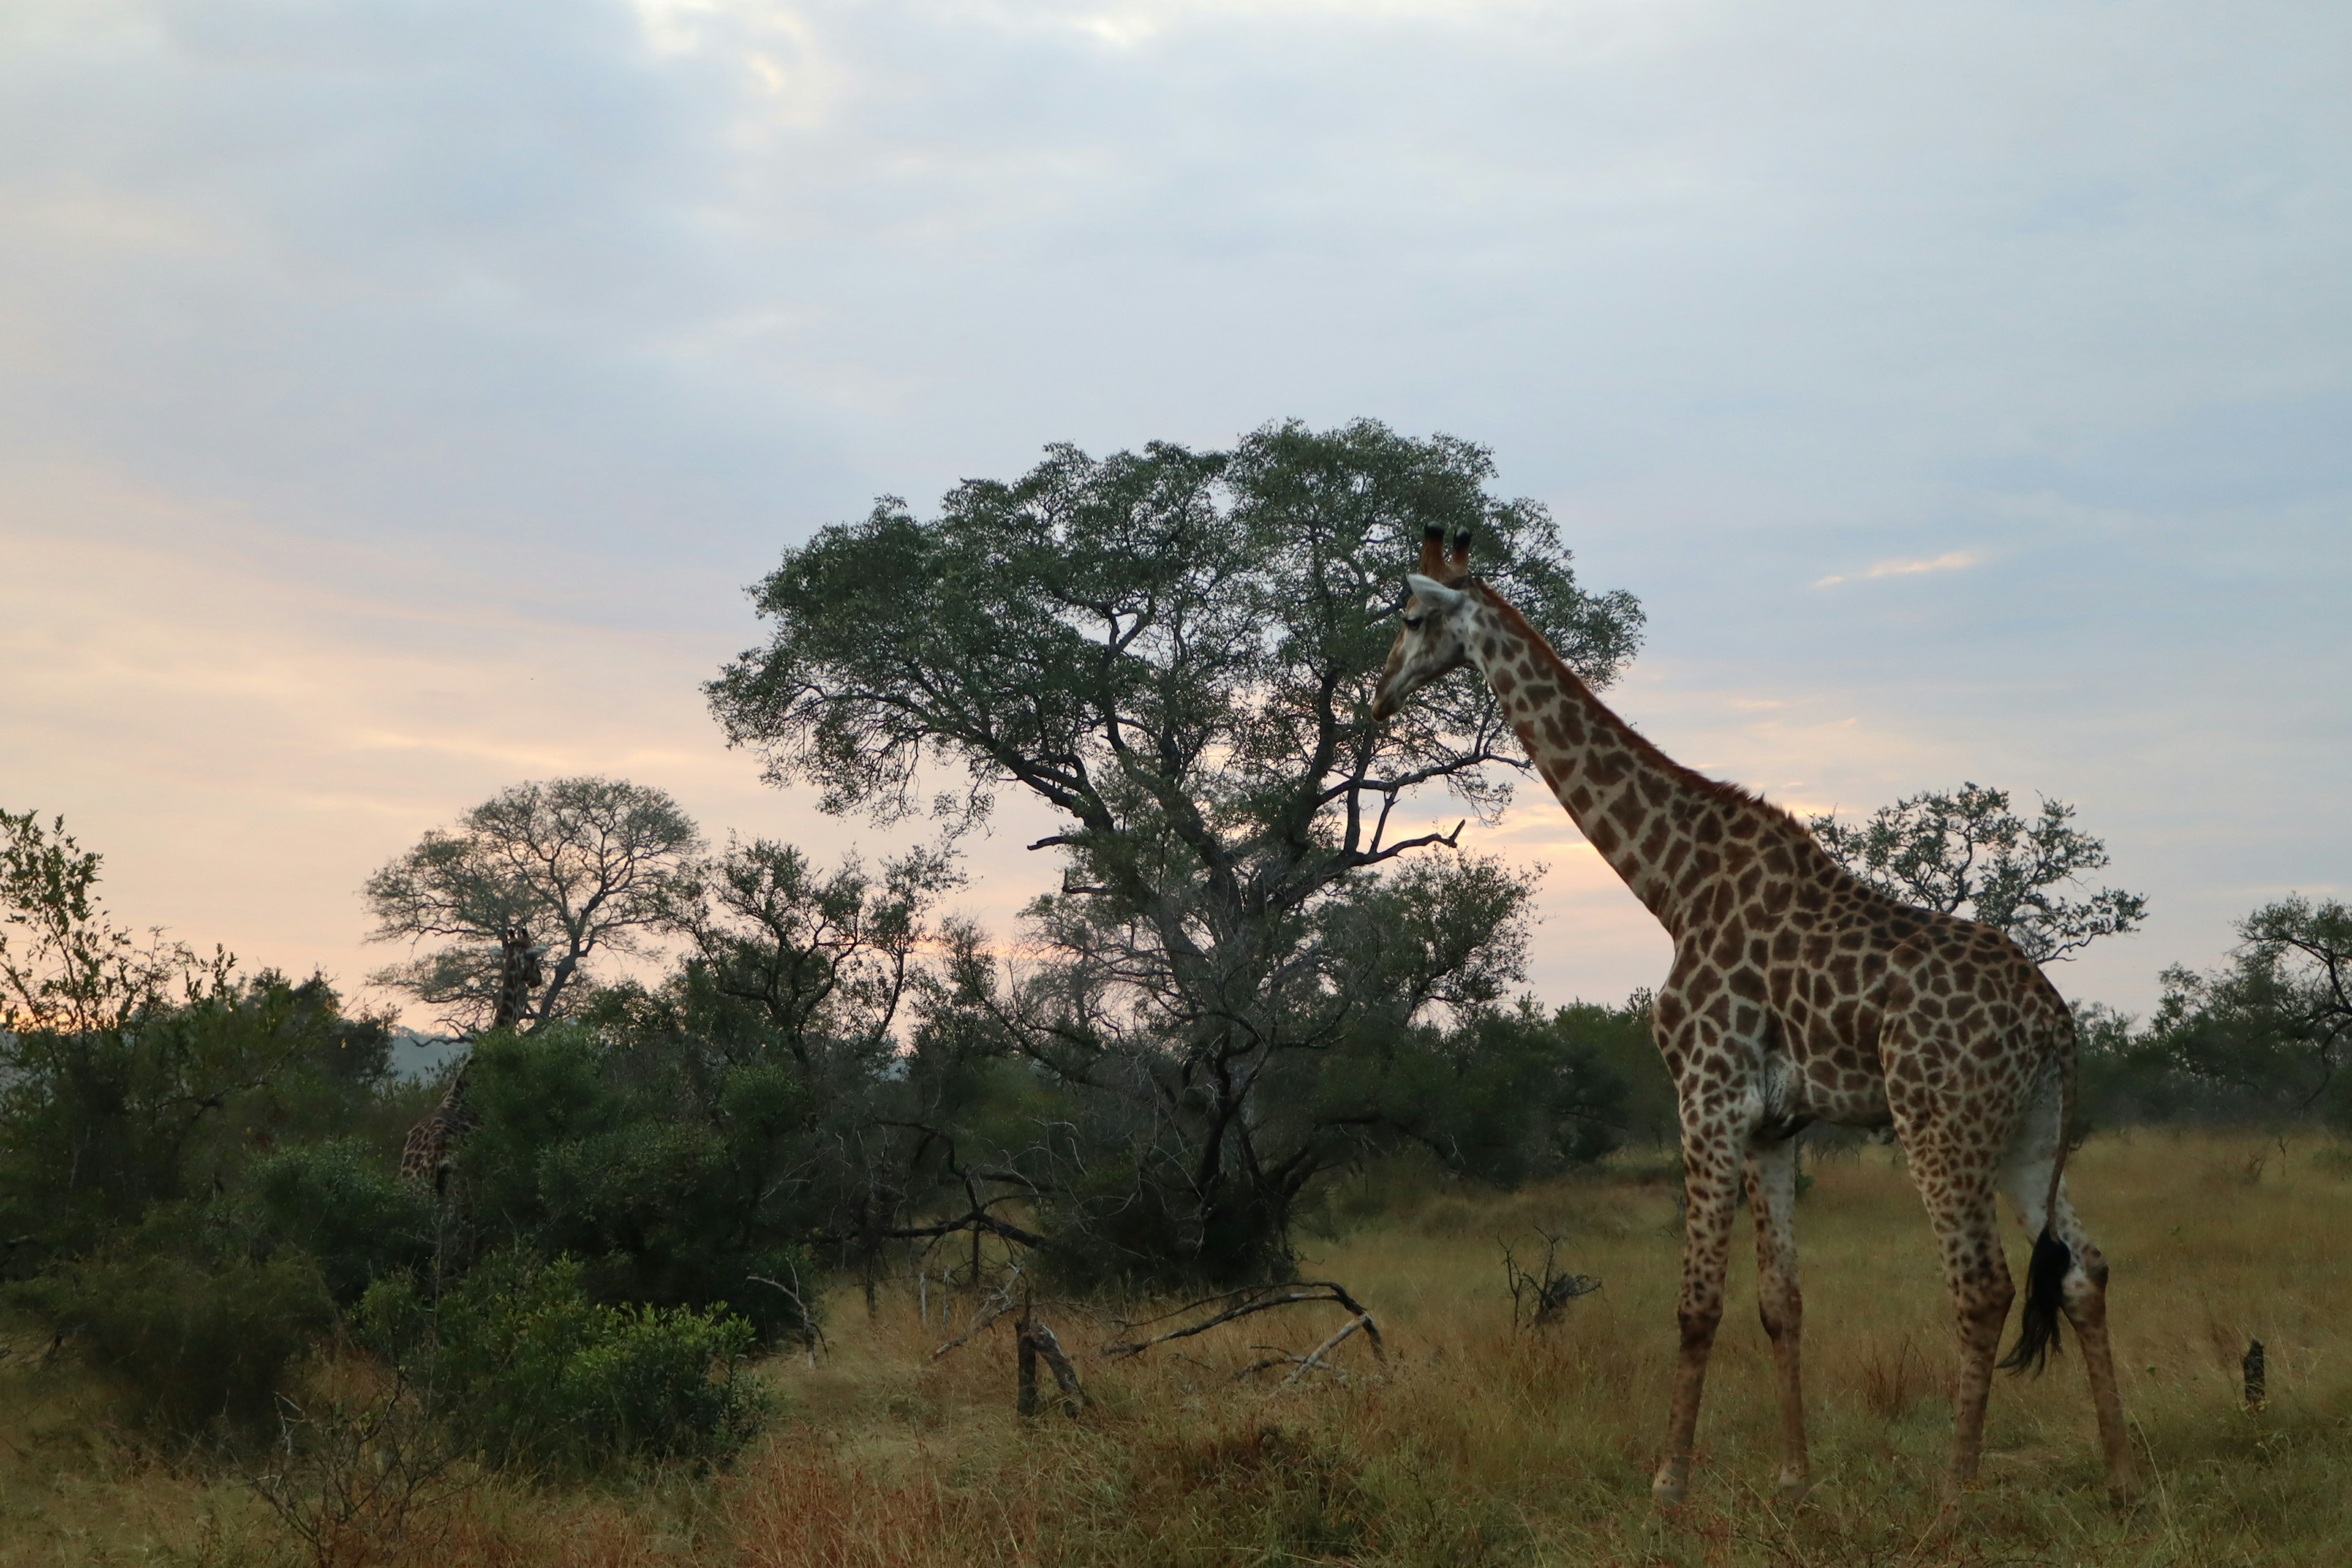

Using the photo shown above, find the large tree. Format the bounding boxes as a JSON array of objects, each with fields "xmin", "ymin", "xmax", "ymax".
[
  {"xmin": 363, "ymin": 778, "xmax": 703, "ymax": 1030},
  {"xmin": 708, "ymin": 419, "xmax": 1644, "ymax": 1284},
  {"xmin": 1806, "ymin": 782, "xmax": 2147, "ymax": 963}
]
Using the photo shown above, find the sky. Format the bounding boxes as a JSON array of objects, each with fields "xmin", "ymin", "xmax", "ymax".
[{"xmin": 2, "ymin": 0, "xmax": 2346, "ymax": 1031}]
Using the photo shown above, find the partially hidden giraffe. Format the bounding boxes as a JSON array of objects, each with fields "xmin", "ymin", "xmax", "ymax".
[
  {"xmin": 1372, "ymin": 527, "xmax": 2134, "ymax": 1506},
  {"xmin": 399, "ymin": 925, "xmax": 543, "ymax": 1196}
]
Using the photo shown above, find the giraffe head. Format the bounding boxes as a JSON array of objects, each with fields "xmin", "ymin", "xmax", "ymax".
[{"xmin": 1371, "ymin": 525, "xmax": 1477, "ymax": 722}]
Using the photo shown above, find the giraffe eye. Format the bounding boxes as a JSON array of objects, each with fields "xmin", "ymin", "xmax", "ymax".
[{"xmin": 1401, "ymin": 615, "xmax": 1425, "ymax": 632}]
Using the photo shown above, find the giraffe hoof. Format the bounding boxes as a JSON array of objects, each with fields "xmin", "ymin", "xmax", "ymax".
[
  {"xmin": 1773, "ymin": 1471, "xmax": 1812, "ymax": 1506},
  {"xmin": 1650, "ymin": 1471, "xmax": 1689, "ymax": 1509}
]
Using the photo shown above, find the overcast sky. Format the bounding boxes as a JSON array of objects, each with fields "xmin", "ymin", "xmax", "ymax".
[{"xmin": 4, "ymin": 0, "xmax": 2345, "ymax": 1029}]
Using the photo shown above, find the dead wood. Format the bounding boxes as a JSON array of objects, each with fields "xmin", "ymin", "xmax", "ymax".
[
  {"xmin": 931, "ymin": 1265, "xmax": 1025, "ymax": 1359},
  {"xmin": 1104, "ymin": 1280, "xmax": 1385, "ymax": 1368},
  {"xmin": 1025, "ymin": 1321, "xmax": 1088, "ymax": 1412},
  {"xmin": 1501, "ymin": 1232, "xmax": 1600, "ymax": 1329}
]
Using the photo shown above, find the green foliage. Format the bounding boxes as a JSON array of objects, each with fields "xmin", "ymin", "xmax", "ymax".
[
  {"xmin": 1807, "ymin": 782, "xmax": 2146, "ymax": 963},
  {"xmin": 2127, "ymin": 897, "xmax": 2352, "ymax": 1126},
  {"xmin": 10, "ymin": 1207, "xmax": 335, "ymax": 1438},
  {"xmin": 450, "ymin": 1025, "xmax": 823, "ymax": 1344},
  {"xmin": 1, "ymin": 962, "xmax": 404, "ymax": 1267},
  {"xmin": 361, "ymin": 1253, "xmax": 764, "ymax": 1474},
  {"xmin": 1553, "ymin": 992, "xmax": 1676, "ymax": 1148},
  {"xmin": 239, "ymin": 1138, "xmax": 437, "ymax": 1305},
  {"xmin": 364, "ymin": 777, "xmax": 703, "ymax": 1031},
  {"xmin": 680, "ymin": 838, "xmax": 957, "ymax": 1058},
  {"xmin": 1374, "ymin": 1001, "xmax": 1630, "ymax": 1186},
  {"xmin": 2, "ymin": 807, "xmax": 209, "ymax": 1034}
]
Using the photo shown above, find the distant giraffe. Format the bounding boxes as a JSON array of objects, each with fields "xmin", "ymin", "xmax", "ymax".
[
  {"xmin": 399, "ymin": 926, "xmax": 542, "ymax": 1195},
  {"xmin": 1372, "ymin": 527, "xmax": 2133, "ymax": 1505}
]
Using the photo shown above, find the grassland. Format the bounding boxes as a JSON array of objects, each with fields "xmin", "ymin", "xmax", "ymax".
[{"xmin": 6, "ymin": 1128, "xmax": 2351, "ymax": 1567}]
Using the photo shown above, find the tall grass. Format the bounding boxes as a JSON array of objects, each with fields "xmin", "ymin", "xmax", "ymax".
[{"xmin": 7, "ymin": 1129, "xmax": 2351, "ymax": 1566}]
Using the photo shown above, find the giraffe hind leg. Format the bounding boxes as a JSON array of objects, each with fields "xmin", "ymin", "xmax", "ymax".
[
  {"xmin": 1996, "ymin": 1098, "xmax": 2137, "ymax": 1501},
  {"xmin": 1907, "ymin": 1152, "xmax": 2012, "ymax": 1501},
  {"xmin": 1885, "ymin": 1072, "xmax": 2013, "ymax": 1494}
]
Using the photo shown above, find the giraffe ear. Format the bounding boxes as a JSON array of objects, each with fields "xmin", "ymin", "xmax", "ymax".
[{"xmin": 1404, "ymin": 573, "xmax": 1464, "ymax": 612}]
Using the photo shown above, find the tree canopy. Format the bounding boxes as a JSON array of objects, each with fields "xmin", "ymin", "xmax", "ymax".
[
  {"xmin": 2151, "ymin": 896, "xmax": 2352, "ymax": 1117},
  {"xmin": 1807, "ymin": 782, "xmax": 2146, "ymax": 963},
  {"xmin": 363, "ymin": 778, "xmax": 703, "ymax": 1030}
]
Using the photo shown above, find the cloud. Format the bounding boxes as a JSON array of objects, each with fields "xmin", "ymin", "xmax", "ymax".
[
  {"xmin": 1814, "ymin": 550, "xmax": 1984, "ymax": 587},
  {"xmin": 1, "ymin": 0, "xmax": 2346, "ymax": 1019}
]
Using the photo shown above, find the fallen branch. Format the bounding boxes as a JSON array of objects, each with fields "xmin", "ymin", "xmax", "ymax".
[
  {"xmin": 1232, "ymin": 1316, "xmax": 1377, "ymax": 1385},
  {"xmin": 1104, "ymin": 1281, "xmax": 1384, "ymax": 1363},
  {"xmin": 1286, "ymin": 1313, "xmax": 1374, "ymax": 1385}
]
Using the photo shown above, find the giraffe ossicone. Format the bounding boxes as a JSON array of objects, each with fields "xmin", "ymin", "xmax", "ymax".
[{"xmin": 1373, "ymin": 533, "xmax": 2136, "ymax": 1507}]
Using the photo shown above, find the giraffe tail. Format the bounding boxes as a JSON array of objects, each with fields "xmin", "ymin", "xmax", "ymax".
[
  {"xmin": 2000, "ymin": 1020, "xmax": 2079, "ymax": 1377},
  {"xmin": 1999, "ymin": 1226, "xmax": 2069, "ymax": 1375}
]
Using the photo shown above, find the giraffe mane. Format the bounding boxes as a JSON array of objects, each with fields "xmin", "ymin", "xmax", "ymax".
[{"xmin": 1471, "ymin": 582, "xmax": 1823, "ymax": 848}]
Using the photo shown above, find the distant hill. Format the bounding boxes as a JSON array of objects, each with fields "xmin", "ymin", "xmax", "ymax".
[{"xmin": 392, "ymin": 1027, "xmax": 469, "ymax": 1081}]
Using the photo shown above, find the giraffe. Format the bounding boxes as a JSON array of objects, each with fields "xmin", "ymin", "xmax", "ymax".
[
  {"xmin": 1371, "ymin": 527, "xmax": 2134, "ymax": 1506},
  {"xmin": 399, "ymin": 925, "xmax": 543, "ymax": 1195}
]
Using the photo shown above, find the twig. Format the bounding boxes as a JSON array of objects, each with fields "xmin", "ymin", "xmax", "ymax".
[
  {"xmin": 932, "ymin": 1265, "xmax": 1024, "ymax": 1359},
  {"xmin": 1501, "ymin": 1232, "xmax": 1601, "ymax": 1329},
  {"xmin": 1284, "ymin": 1314, "xmax": 1373, "ymax": 1385},
  {"xmin": 747, "ymin": 1264, "xmax": 829, "ymax": 1364}
]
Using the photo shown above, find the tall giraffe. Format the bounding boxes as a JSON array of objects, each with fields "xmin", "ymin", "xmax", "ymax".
[
  {"xmin": 399, "ymin": 925, "xmax": 543, "ymax": 1194},
  {"xmin": 1372, "ymin": 527, "xmax": 2133, "ymax": 1505}
]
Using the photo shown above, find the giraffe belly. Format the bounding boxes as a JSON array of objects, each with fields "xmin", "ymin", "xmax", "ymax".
[{"xmin": 1782, "ymin": 1024, "xmax": 1893, "ymax": 1128}]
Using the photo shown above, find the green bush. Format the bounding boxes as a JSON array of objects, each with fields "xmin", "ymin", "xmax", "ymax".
[
  {"xmin": 241, "ymin": 1137, "xmax": 437, "ymax": 1304},
  {"xmin": 361, "ymin": 1251, "xmax": 764, "ymax": 1474},
  {"xmin": 10, "ymin": 1208, "xmax": 335, "ymax": 1438},
  {"xmin": 453, "ymin": 1027, "xmax": 823, "ymax": 1344},
  {"xmin": 0, "ymin": 968, "xmax": 407, "ymax": 1270}
]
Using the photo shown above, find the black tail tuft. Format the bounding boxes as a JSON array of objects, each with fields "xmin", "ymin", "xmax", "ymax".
[{"xmin": 1998, "ymin": 1224, "xmax": 2070, "ymax": 1376}]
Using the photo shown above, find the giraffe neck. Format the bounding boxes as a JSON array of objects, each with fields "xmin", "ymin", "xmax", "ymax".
[
  {"xmin": 1463, "ymin": 586, "xmax": 1771, "ymax": 939},
  {"xmin": 491, "ymin": 927, "xmax": 533, "ymax": 1031}
]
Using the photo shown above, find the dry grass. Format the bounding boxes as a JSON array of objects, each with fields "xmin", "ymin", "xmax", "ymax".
[{"xmin": 8, "ymin": 1128, "xmax": 2352, "ymax": 1566}]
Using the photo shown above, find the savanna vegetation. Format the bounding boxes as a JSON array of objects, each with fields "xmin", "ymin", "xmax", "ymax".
[{"xmin": 4, "ymin": 424, "xmax": 2345, "ymax": 1566}]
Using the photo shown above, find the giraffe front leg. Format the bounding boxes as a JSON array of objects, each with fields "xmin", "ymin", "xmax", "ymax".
[
  {"xmin": 1653, "ymin": 1125, "xmax": 1742, "ymax": 1507},
  {"xmin": 1746, "ymin": 1134, "xmax": 1810, "ymax": 1502}
]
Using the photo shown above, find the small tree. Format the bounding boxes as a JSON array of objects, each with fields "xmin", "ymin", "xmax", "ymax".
[
  {"xmin": 1806, "ymin": 783, "xmax": 2146, "ymax": 963},
  {"xmin": 679, "ymin": 839, "xmax": 959, "ymax": 1066},
  {"xmin": 363, "ymin": 778, "xmax": 703, "ymax": 1030},
  {"xmin": 2151, "ymin": 897, "xmax": 2352, "ymax": 1120},
  {"xmin": 2, "ymin": 807, "xmax": 210, "ymax": 1033}
]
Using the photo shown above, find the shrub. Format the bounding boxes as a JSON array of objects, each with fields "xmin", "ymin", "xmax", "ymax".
[
  {"xmin": 361, "ymin": 1251, "xmax": 764, "ymax": 1474},
  {"xmin": 242, "ymin": 1138, "xmax": 437, "ymax": 1304},
  {"xmin": 11, "ymin": 1208, "xmax": 335, "ymax": 1438},
  {"xmin": 0, "ymin": 967, "xmax": 406, "ymax": 1272},
  {"xmin": 454, "ymin": 1027, "xmax": 823, "ymax": 1344}
]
